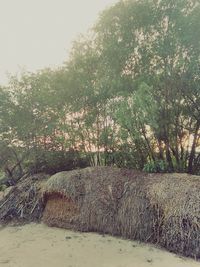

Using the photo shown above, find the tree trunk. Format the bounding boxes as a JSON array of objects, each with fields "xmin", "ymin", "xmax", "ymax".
[
  {"xmin": 164, "ymin": 140, "xmax": 174, "ymax": 171},
  {"xmin": 188, "ymin": 121, "xmax": 200, "ymax": 174}
]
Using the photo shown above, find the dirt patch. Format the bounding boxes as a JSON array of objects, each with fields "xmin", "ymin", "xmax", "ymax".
[{"xmin": 0, "ymin": 223, "xmax": 199, "ymax": 267}]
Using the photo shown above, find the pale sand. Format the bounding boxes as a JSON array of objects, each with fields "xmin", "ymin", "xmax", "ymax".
[{"xmin": 0, "ymin": 224, "xmax": 199, "ymax": 267}]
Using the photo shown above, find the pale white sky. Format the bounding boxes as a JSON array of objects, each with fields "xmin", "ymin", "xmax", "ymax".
[{"xmin": 0, "ymin": 0, "xmax": 118, "ymax": 85}]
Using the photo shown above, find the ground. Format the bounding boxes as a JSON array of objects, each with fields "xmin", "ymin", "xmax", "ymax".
[{"xmin": 0, "ymin": 224, "xmax": 199, "ymax": 267}]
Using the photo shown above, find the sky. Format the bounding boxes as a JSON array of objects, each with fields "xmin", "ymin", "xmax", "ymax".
[{"xmin": 0, "ymin": 0, "xmax": 118, "ymax": 85}]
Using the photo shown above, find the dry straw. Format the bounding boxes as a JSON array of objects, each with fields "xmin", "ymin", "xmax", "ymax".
[{"xmin": 0, "ymin": 167, "xmax": 199, "ymax": 259}]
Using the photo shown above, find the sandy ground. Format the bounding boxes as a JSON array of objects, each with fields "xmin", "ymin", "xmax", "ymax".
[{"xmin": 0, "ymin": 224, "xmax": 199, "ymax": 267}]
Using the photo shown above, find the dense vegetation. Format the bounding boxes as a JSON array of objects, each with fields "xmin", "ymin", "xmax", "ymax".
[{"xmin": 0, "ymin": 0, "xmax": 199, "ymax": 182}]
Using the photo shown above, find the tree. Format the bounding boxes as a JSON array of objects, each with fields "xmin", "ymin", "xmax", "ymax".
[
  {"xmin": 93, "ymin": 0, "xmax": 200, "ymax": 173},
  {"xmin": 0, "ymin": 0, "xmax": 199, "ymax": 175}
]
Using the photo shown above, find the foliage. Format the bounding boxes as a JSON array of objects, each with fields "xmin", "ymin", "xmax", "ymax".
[
  {"xmin": 0, "ymin": 0, "xmax": 199, "ymax": 175},
  {"xmin": 143, "ymin": 160, "xmax": 170, "ymax": 173},
  {"xmin": 26, "ymin": 149, "xmax": 90, "ymax": 175}
]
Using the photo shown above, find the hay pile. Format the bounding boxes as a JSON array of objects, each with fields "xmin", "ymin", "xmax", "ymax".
[
  {"xmin": 0, "ymin": 167, "xmax": 199, "ymax": 259},
  {"xmin": 147, "ymin": 173, "xmax": 200, "ymax": 259},
  {"xmin": 42, "ymin": 167, "xmax": 200, "ymax": 259},
  {"xmin": 0, "ymin": 173, "xmax": 48, "ymax": 224},
  {"xmin": 42, "ymin": 167, "xmax": 146, "ymax": 233}
]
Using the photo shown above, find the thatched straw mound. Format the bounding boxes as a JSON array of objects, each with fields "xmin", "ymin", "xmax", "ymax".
[
  {"xmin": 42, "ymin": 167, "xmax": 145, "ymax": 232},
  {"xmin": 0, "ymin": 167, "xmax": 199, "ymax": 259},
  {"xmin": 147, "ymin": 173, "xmax": 200, "ymax": 259},
  {"xmin": 0, "ymin": 173, "xmax": 48, "ymax": 224},
  {"xmin": 42, "ymin": 167, "xmax": 200, "ymax": 259}
]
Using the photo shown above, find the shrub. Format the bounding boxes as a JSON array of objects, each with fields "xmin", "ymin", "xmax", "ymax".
[
  {"xmin": 143, "ymin": 160, "xmax": 170, "ymax": 173},
  {"xmin": 26, "ymin": 149, "xmax": 90, "ymax": 175}
]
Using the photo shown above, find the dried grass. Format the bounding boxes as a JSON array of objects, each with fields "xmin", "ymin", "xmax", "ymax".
[
  {"xmin": 42, "ymin": 167, "xmax": 200, "ymax": 259},
  {"xmin": 42, "ymin": 193, "xmax": 79, "ymax": 228},
  {"xmin": 0, "ymin": 173, "xmax": 48, "ymax": 224},
  {"xmin": 147, "ymin": 173, "xmax": 200, "ymax": 258},
  {"xmin": 0, "ymin": 167, "xmax": 199, "ymax": 259}
]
